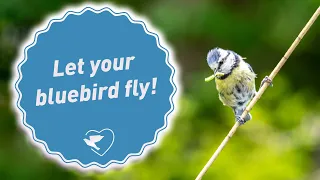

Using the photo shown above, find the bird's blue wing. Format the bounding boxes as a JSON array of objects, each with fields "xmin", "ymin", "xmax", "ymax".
[{"xmin": 246, "ymin": 63, "xmax": 255, "ymax": 73}]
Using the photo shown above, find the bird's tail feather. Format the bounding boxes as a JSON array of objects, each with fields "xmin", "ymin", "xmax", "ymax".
[
  {"xmin": 244, "ymin": 113, "xmax": 252, "ymax": 121},
  {"xmin": 233, "ymin": 108, "xmax": 252, "ymax": 121}
]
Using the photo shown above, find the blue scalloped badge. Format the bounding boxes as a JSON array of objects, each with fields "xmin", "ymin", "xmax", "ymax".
[{"xmin": 11, "ymin": 3, "xmax": 180, "ymax": 171}]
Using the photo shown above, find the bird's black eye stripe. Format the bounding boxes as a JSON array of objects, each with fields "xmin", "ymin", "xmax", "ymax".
[{"xmin": 219, "ymin": 52, "xmax": 230, "ymax": 65}]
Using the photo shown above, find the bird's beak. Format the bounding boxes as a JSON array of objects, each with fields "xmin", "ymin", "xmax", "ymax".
[
  {"xmin": 205, "ymin": 68, "xmax": 216, "ymax": 82},
  {"xmin": 213, "ymin": 68, "xmax": 218, "ymax": 75},
  {"xmin": 205, "ymin": 68, "xmax": 226, "ymax": 82}
]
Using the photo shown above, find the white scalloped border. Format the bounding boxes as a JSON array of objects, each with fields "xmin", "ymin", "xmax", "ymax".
[{"xmin": 10, "ymin": 2, "xmax": 182, "ymax": 172}]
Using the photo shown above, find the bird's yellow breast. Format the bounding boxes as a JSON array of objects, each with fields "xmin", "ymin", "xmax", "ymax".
[{"xmin": 215, "ymin": 62, "xmax": 256, "ymax": 94}]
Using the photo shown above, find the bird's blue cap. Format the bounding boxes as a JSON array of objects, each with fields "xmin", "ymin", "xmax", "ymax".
[{"xmin": 207, "ymin": 47, "xmax": 221, "ymax": 65}]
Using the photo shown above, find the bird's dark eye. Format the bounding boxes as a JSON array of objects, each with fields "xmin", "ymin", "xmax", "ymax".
[{"xmin": 218, "ymin": 60, "xmax": 223, "ymax": 66}]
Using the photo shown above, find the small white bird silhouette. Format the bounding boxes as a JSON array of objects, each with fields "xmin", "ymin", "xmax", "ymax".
[{"xmin": 83, "ymin": 135, "xmax": 104, "ymax": 150}]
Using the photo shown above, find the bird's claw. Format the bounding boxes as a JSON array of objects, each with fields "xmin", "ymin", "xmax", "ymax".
[
  {"xmin": 260, "ymin": 76, "xmax": 273, "ymax": 89},
  {"xmin": 235, "ymin": 115, "xmax": 247, "ymax": 125}
]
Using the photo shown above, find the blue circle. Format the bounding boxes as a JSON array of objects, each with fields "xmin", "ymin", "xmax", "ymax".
[{"xmin": 16, "ymin": 7, "xmax": 176, "ymax": 168}]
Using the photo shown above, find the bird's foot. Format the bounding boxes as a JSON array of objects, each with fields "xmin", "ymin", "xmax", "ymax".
[
  {"xmin": 260, "ymin": 76, "xmax": 273, "ymax": 89},
  {"xmin": 235, "ymin": 115, "xmax": 247, "ymax": 125}
]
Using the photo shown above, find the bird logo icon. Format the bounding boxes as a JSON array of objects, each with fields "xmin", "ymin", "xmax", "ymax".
[{"xmin": 83, "ymin": 135, "xmax": 104, "ymax": 150}]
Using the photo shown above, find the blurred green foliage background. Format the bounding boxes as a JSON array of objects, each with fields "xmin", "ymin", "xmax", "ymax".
[{"xmin": 1, "ymin": 0, "xmax": 320, "ymax": 179}]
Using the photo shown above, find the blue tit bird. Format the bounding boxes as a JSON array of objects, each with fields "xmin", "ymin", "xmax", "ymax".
[{"xmin": 205, "ymin": 47, "xmax": 272, "ymax": 125}]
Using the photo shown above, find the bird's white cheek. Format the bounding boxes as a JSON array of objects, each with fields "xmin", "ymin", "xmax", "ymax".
[{"xmin": 209, "ymin": 64, "xmax": 216, "ymax": 71}]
